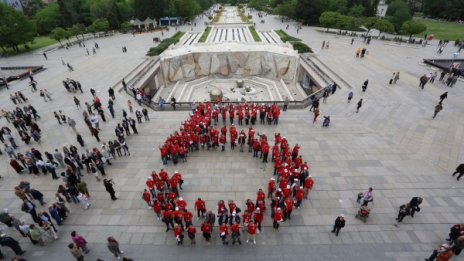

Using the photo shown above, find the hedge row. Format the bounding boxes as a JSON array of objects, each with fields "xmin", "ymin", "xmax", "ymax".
[{"xmin": 147, "ymin": 31, "xmax": 185, "ymax": 56}]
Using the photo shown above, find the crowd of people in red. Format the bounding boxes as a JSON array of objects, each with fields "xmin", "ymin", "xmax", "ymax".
[
  {"xmin": 141, "ymin": 102, "xmax": 314, "ymax": 245},
  {"xmin": 158, "ymin": 102, "xmax": 281, "ymax": 165}
]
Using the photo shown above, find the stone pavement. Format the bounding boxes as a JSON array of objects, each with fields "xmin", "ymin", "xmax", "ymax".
[{"xmin": 0, "ymin": 10, "xmax": 463, "ymax": 261}]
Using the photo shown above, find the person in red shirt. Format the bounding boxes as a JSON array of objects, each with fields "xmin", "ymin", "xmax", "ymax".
[
  {"xmin": 169, "ymin": 178, "xmax": 179, "ymax": 196},
  {"xmin": 219, "ymin": 223, "xmax": 229, "ymax": 245},
  {"xmin": 256, "ymin": 188, "xmax": 265, "ymax": 203},
  {"xmin": 273, "ymin": 208, "xmax": 284, "ymax": 230},
  {"xmin": 172, "ymin": 171, "xmax": 184, "ymax": 190},
  {"xmin": 183, "ymin": 209, "xmax": 193, "ymax": 227},
  {"xmin": 201, "ymin": 221, "xmax": 212, "ymax": 242},
  {"xmin": 217, "ymin": 131, "xmax": 225, "ymax": 150},
  {"xmin": 146, "ymin": 177, "xmax": 155, "ymax": 197},
  {"xmin": 295, "ymin": 186, "xmax": 305, "ymax": 208},
  {"xmin": 252, "ymin": 139, "xmax": 260, "ymax": 157},
  {"xmin": 253, "ymin": 208, "xmax": 264, "ymax": 232},
  {"xmin": 304, "ymin": 175, "xmax": 314, "ymax": 199},
  {"xmin": 246, "ymin": 220, "xmax": 257, "ymax": 244},
  {"xmin": 175, "ymin": 197, "xmax": 187, "ymax": 211},
  {"xmin": 152, "ymin": 199, "xmax": 162, "ymax": 220},
  {"xmin": 194, "ymin": 198, "xmax": 206, "ymax": 219},
  {"xmin": 284, "ymin": 197, "xmax": 294, "ymax": 220},
  {"xmin": 230, "ymin": 221, "xmax": 242, "ymax": 245},
  {"xmin": 267, "ymin": 177, "xmax": 276, "ymax": 199},
  {"xmin": 173, "ymin": 223, "xmax": 184, "ymax": 245},
  {"xmin": 261, "ymin": 142, "xmax": 269, "ymax": 163},
  {"xmin": 161, "ymin": 209, "xmax": 174, "ymax": 232},
  {"xmin": 292, "ymin": 144, "xmax": 300, "ymax": 161},
  {"xmin": 142, "ymin": 189, "xmax": 151, "ymax": 208},
  {"xmin": 186, "ymin": 224, "xmax": 196, "ymax": 244}
]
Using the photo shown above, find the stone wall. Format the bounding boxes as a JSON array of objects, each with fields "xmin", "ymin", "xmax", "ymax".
[{"xmin": 160, "ymin": 51, "xmax": 298, "ymax": 85}]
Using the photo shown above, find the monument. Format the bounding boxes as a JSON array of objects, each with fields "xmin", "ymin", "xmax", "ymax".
[{"xmin": 133, "ymin": 5, "xmax": 336, "ymax": 105}]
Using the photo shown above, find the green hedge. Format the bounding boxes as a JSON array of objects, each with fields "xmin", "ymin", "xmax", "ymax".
[
  {"xmin": 290, "ymin": 41, "xmax": 312, "ymax": 53},
  {"xmin": 199, "ymin": 27, "xmax": 211, "ymax": 43},
  {"xmin": 147, "ymin": 31, "xmax": 185, "ymax": 56},
  {"xmin": 275, "ymin": 29, "xmax": 301, "ymax": 42},
  {"xmin": 248, "ymin": 26, "xmax": 261, "ymax": 42}
]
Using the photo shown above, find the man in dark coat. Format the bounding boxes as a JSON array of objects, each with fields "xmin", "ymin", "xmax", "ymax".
[{"xmin": 452, "ymin": 163, "xmax": 464, "ymax": 180}]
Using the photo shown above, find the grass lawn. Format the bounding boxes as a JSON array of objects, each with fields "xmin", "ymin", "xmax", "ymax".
[
  {"xmin": 2, "ymin": 36, "xmax": 57, "ymax": 56},
  {"xmin": 414, "ymin": 18, "xmax": 464, "ymax": 40}
]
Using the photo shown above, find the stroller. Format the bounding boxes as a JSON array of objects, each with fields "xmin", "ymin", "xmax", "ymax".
[{"xmin": 355, "ymin": 205, "xmax": 371, "ymax": 222}]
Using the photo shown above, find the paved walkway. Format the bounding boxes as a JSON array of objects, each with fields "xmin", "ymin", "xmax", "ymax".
[{"xmin": 0, "ymin": 10, "xmax": 463, "ymax": 261}]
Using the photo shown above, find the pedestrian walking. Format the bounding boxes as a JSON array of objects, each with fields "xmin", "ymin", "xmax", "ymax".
[
  {"xmin": 142, "ymin": 108, "xmax": 149, "ymax": 121},
  {"xmin": 419, "ymin": 74, "xmax": 428, "ymax": 89},
  {"xmin": 71, "ymin": 231, "xmax": 90, "ymax": 253},
  {"xmin": 127, "ymin": 100, "xmax": 133, "ymax": 113},
  {"xmin": 331, "ymin": 214, "xmax": 345, "ymax": 236},
  {"xmin": 362, "ymin": 80, "xmax": 368, "ymax": 92},
  {"xmin": 283, "ymin": 96, "xmax": 289, "ymax": 111},
  {"xmin": 356, "ymin": 98, "xmax": 363, "ymax": 113},
  {"xmin": 424, "ymin": 243, "xmax": 453, "ymax": 261},
  {"xmin": 76, "ymin": 133, "xmax": 84, "ymax": 147},
  {"xmin": 186, "ymin": 224, "xmax": 196, "ymax": 244},
  {"xmin": 452, "ymin": 163, "xmax": 464, "ymax": 181},
  {"xmin": 68, "ymin": 117, "xmax": 77, "ymax": 132},
  {"xmin": 103, "ymin": 179, "xmax": 117, "ymax": 200},
  {"xmin": 246, "ymin": 220, "xmax": 257, "ymax": 244},
  {"xmin": 0, "ymin": 234, "xmax": 26, "ymax": 255},
  {"xmin": 68, "ymin": 242, "xmax": 85, "ymax": 261},
  {"xmin": 108, "ymin": 87, "xmax": 115, "ymax": 100},
  {"xmin": 73, "ymin": 96, "xmax": 81, "ymax": 109},
  {"xmin": 107, "ymin": 236, "xmax": 124, "ymax": 259},
  {"xmin": 439, "ymin": 92, "xmax": 448, "ymax": 103},
  {"xmin": 313, "ymin": 108, "xmax": 320, "ymax": 124},
  {"xmin": 347, "ymin": 91, "xmax": 353, "ymax": 103},
  {"xmin": 21, "ymin": 199, "xmax": 39, "ymax": 223},
  {"xmin": 432, "ymin": 103, "xmax": 443, "ymax": 119},
  {"xmin": 321, "ymin": 40, "xmax": 325, "ymax": 49},
  {"xmin": 430, "ymin": 71, "xmax": 437, "ymax": 83}
]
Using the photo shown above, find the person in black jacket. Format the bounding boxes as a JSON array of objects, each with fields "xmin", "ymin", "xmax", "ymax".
[
  {"xmin": 452, "ymin": 163, "xmax": 464, "ymax": 180},
  {"xmin": 409, "ymin": 197, "xmax": 423, "ymax": 218},
  {"xmin": 103, "ymin": 179, "xmax": 117, "ymax": 200},
  {"xmin": 331, "ymin": 214, "xmax": 345, "ymax": 236},
  {"xmin": 0, "ymin": 234, "xmax": 25, "ymax": 255}
]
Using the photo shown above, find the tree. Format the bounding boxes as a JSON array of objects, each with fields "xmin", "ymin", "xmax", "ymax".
[
  {"xmin": 0, "ymin": 3, "xmax": 36, "ymax": 52},
  {"xmin": 374, "ymin": 18, "xmax": 394, "ymax": 36},
  {"xmin": 172, "ymin": 0, "xmax": 201, "ymax": 19},
  {"xmin": 327, "ymin": 0, "xmax": 348, "ymax": 14},
  {"xmin": 319, "ymin": 11, "xmax": 340, "ymax": 30},
  {"xmin": 57, "ymin": 0, "xmax": 90, "ymax": 27},
  {"xmin": 69, "ymin": 23, "xmax": 86, "ymax": 40},
  {"xmin": 295, "ymin": 0, "xmax": 329, "ymax": 24},
  {"xmin": 401, "ymin": 20, "xmax": 426, "ymax": 39},
  {"xmin": 273, "ymin": 0, "xmax": 297, "ymax": 18},
  {"xmin": 24, "ymin": 0, "xmax": 45, "ymax": 17},
  {"xmin": 50, "ymin": 27, "xmax": 68, "ymax": 47},
  {"xmin": 134, "ymin": 0, "xmax": 163, "ymax": 20},
  {"xmin": 363, "ymin": 16, "xmax": 378, "ymax": 34},
  {"xmin": 89, "ymin": 18, "xmax": 110, "ymax": 33},
  {"xmin": 90, "ymin": 0, "xmax": 121, "ymax": 29},
  {"xmin": 386, "ymin": 0, "xmax": 411, "ymax": 31},
  {"xmin": 348, "ymin": 4, "xmax": 365, "ymax": 17},
  {"xmin": 34, "ymin": 3, "xmax": 62, "ymax": 35},
  {"xmin": 248, "ymin": 0, "xmax": 271, "ymax": 11},
  {"xmin": 116, "ymin": 0, "xmax": 134, "ymax": 22}
]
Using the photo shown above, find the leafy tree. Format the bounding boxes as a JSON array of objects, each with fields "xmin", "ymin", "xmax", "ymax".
[
  {"xmin": 401, "ymin": 20, "xmax": 426, "ymax": 39},
  {"xmin": 363, "ymin": 16, "xmax": 378, "ymax": 34},
  {"xmin": 248, "ymin": 0, "xmax": 271, "ymax": 11},
  {"xmin": 57, "ymin": 0, "xmax": 90, "ymax": 27},
  {"xmin": 374, "ymin": 18, "xmax": 394, "ymax": 36},
  {"xmin": 0, "ymin": 3, "xmax": 36, "ymax": 52},
  {"xmin": 387, "ymin": 0, "xmax": 411, "ymax": 31},
  {"xmin": 327, "ymin": 0, "xmax": 348, "ymax": 14},
  {"xmin": 336, "ymin": 14, "xmax": 356, "ymax": 29},
  {"xmin": 24, "ymin": 0, "xmax": 45, "ymax": 17},
  {"xmin": 90, "ymin": 0, "xmax": 121, "ymax": 29},
  {"xmin": 172, "ymin": 0, "xmax": 201, "ymax": 19},
  {"xmin": 50, "ymin": 27, "xmax": 68, "ymax": 47},
  {"xmin": 134, "ymin": 0, "xmax": 163, "ymax": 20},
  {"xmin": 34, "ymin": 3, "xmax": 62, "ymax": 35},
  {"xmin": 116, "ymin": 0, "xmax": 135, "ymax": 22},
  {"xmin": 319, "ymin": 11, "xmax": 340, "ymax": 30},
  {"xmin": 89, "ymin": 18, "xmax": 110, "ymax": 33},
  {"xmin": 69, "ymin": 23, "xmax": 86, "ymax": 40},
  {"xmin": 273, "ymin": 0, "xmax": 297, "ymax": 18},
  {"xmin": 295, "ymin": 0, "xmax": 329, "ymax": 24},
  {"xmin": 120, "ymin": 21, "xmax": 131, "ymax": 33},
  {"xmin": 348, "ymin": 4, "xmax": 365, "ymax": 17}
]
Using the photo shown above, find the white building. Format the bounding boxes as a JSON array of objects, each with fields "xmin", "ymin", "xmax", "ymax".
[{"xmin": 377, "ymin": 0, "xmax": 388, "ymax": 17}]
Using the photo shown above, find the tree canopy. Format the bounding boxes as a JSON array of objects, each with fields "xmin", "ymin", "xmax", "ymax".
[
  {"xmin": 34, "ymin": 3, "xmax": 62, "ymax": 34},
  {"xmin": 0, "ymin": 3, "xmax": 36, "ymax": 52},
  {"xmin": 401, "ymin": 20, "xmax": 426, "ymax": 38}
]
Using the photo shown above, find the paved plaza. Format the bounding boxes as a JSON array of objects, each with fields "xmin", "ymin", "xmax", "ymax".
[{"xmin": 0, "ymin": 8, "xmax": 463, "ymax": 261}]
